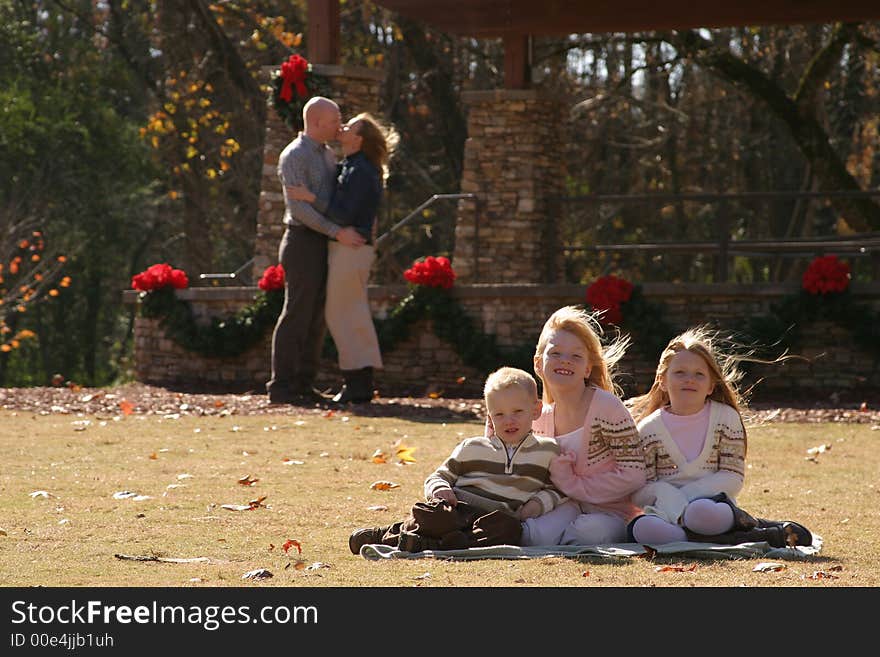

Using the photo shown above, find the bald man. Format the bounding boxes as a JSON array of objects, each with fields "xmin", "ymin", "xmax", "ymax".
[{"xmin": 267, "ymin": 97, "xmax": 366, "ymax": 404}]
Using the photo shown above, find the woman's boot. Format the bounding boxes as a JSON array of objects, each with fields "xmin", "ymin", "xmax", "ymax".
[{"xmin": 332, "ymin": 367, "xmax": 374, "ymax": 404}]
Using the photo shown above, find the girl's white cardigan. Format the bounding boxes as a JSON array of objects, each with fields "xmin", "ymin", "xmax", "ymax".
[{"xmin": 632, "ymin": 400, "xmax": 746, "ymax": 524}]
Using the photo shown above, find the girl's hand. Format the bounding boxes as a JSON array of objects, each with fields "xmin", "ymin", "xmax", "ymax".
[
  {"xmin": 285, "ymin": 184, "xmax": 315, "ymax": 203},
  {"xmin": 552, "ymin": 451, "xmax": 577, "ymax": 467}
]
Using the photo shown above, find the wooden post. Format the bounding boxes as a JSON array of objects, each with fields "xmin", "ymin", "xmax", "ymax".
[
  {"xmin": 503, "ymin": 34, "xmax": 531, "ymax": 89},
  {"xmin": 307, "ymin": 0, "xmax": 340, "ymax": 65}
]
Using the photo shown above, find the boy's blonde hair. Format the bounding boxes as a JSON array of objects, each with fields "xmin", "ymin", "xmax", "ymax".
[
  {"xmin": 533, "ymin": 305, "xmax": 630, "ymax": 403},
  {"xmin": 483, "ymin": 366, "xmax": 539, "ymax": 402}
]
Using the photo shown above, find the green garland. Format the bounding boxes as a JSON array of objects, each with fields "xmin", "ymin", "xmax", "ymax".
[
  {"xmin": 136, "ymin": 284, "xmax": 535, "ymax": 372},
  {"xmin": 616, "ymin": 286, "xmax": 678, "ymax": 362},
  {"xmin": 139, "ymin": 287, "xmax": 283, "ymax": 358},
  {"xmin": 738, "ymin": 289, "xmax": 880, "ymax": 361},
  {"xmin": 374, "ymin": 286, "xmax": 535, "ymax": 373},
  {"xmin": 137, "ymin": 282, "xmax": 879, "ymax": 378}
]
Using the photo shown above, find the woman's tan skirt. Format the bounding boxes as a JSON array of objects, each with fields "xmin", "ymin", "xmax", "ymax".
[{"xmin": 325, "ymin": 241, "xmax": 383, "ymax": 370}]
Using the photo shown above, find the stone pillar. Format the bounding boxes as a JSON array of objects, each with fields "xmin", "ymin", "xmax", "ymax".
[
  {"xmin": 453, "ymin": 89, "xmax": 566, "ymax": 284},
  {"xmin": 252, "ymin": 64, "xmax": 385, "ymax": 280}
]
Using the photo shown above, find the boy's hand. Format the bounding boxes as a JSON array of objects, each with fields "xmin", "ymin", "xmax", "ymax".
[
  {"xmin": 517, "ymin": 499, "xmax": 543, "ymax": 520},
  {"xmin": 432, "ymin": 489, "xmax": 458, "ymax": 506}
]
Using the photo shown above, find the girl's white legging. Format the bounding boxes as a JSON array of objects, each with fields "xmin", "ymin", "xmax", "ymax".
[
  {"xmin": 631, "ymin": 497, "xmax": 735, "ymax": 544},
  {"xmin": 521, "ymin": 500, "xmax": 627, "ymax": 546}
]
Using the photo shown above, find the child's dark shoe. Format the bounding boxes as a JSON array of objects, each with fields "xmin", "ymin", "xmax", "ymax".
[
  {"xmin": 781, "ymin": 521, "xmax": 813, "ymax": 547},
  {"xmin": 348, "ymin": 527, "xmax": 386, "ymax": 555}
]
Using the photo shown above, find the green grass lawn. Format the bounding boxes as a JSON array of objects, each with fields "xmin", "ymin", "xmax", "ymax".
[{"xmin": 1, "ymin": 408, "xmax": 876, "ymax": 587}]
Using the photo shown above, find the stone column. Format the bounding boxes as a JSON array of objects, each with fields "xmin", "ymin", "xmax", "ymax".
[
  {"xmin": 252, "ymin": 64, "xmax": 385, "ymax": 280},
  {"xmin": 453, "ymin": 89, "xmax": 566, "ymax": 284}
]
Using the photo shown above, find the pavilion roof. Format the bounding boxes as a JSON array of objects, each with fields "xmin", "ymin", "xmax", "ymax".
[{"xmin": 372, "ymin": 1, "xmax": 880, "ymax": 37}]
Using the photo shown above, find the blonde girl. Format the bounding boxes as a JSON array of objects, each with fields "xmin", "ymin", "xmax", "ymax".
[
  {"xmin": 626, "ymin": 327, "xmax": 812, "ymax": 547},
  {"xmin": 516, "ymin": 305, "xmax": 647, "ymax": 546}
]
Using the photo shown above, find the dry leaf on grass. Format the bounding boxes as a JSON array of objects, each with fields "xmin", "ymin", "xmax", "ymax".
[
  {"xmin": 114, "ymin": 554, "xmax": 210, "ymax": 564},
  {"xmin": 637, "ymin": 546, "xmax": 657, "ymax": 560},
  {"xmin": 237, "ymin": 475, "xmax": 259, "ymax": 486},
  {"xmin": 282, "ymin": 539, "xmax": 302, "ymax": 555},
  {"xmin": 396, "ymin": 444, "xmax": 417, "ymax": 464},
  {"xmin": 221, "ymin": 495, "xmax": 268, "ymax": 511},
  {"xmin": 242, "ymin": 568, "xmax": 273, "ymax": 580},
  {"xmin": 119, "ymin": 400, "xmax": 134, "ymax": 416},
  {"xmin": 282, "ymin": 458, "xmax": 304, "ymax": 465},
  {"xmin": 371, "ymin": 449, "xmax": 387, "ymax": 464},
  {"xmin": 112, "ymin": 491, "xmax": 152, "ymax": 501},
  {"xmin": 753, "ymin": 562, "xmax": 786, "ymax": 572},
  {"xmin": 370, "ymin": 481, "xmax": 401, "ymax": 491},
  {"xmin": 654, "ymin": 564, "xmax": 697, "ymax": 573},
  {"xmin": 806, "ymin": 571, "xmax": 839, "ymax": 580}
]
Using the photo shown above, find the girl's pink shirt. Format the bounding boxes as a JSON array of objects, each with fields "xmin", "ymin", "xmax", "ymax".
[{"xmin": 531, "ymin": 387, "xmax": 646, "ymax": 520}]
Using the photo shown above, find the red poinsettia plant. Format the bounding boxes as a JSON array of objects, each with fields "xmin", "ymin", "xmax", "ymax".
[
  {"xmin": 802, "ymin": 254, "xmax": 850, "ymax": 295},
  {"xmin": 258, "ymin": 264, "xmax": 285, "ymax": 292},
  {"xmin": 270, "ymin": 54, "xmax": 333, "ymax": 131},
  {"xmin": 585, "ymin": 274, "xmax": 634, "ymax": 325},
  {"xmin": 131, "ymin": 263, "xmax": 189, "ymax": 292},
  {"xmin": 403, "ymin": 256, "xmax": 456, "ymax": 290}
]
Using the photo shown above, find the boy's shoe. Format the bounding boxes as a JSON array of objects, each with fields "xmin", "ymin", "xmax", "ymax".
[{"xmin": 348, "ymin": 527, "xmax": 386, "ymax": 555}]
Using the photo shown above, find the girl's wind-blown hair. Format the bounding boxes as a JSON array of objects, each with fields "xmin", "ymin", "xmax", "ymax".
[
  {"xmin": 534, "ymin": 305, "xmax": 631, "ymax": 402},
  {"xmin": 627, "ymin": 325, "xmax": 793, "ymax": 455}
]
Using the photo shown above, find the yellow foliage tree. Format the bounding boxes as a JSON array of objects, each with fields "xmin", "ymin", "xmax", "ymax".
[{"xmin": 0, "ymin": 231, "xmax": 71, "ymax": 353}]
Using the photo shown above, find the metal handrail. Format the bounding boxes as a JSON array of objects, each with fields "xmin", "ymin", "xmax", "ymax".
[
  {"xmin": 198, "ymin": 257, "xmax": 255, "ymax": 284},
  {"xmin": 374, "ymin": 193, "xmax": 476, "ymax": 249}
]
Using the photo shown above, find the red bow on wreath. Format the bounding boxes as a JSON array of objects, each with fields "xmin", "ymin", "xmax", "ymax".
[{"xmin": 279, "ymin": 54, "xmax": 309, "ymax": 102}]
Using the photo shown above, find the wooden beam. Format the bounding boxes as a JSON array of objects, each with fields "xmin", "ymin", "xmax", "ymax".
[
  {"xmin": 503, "ymin": 34, "xmax": 530, "ymax": 89},
  {"xmin": 372, "ymin": 1, "xmax": 880, "ymax": 37},
  {"xmin": 307, "ymin": 0, "xmax": 340, "ymax": 65}
]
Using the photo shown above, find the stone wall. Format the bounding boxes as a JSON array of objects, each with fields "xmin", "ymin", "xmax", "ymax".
[
  {"xmin": 453, "ymin": 90, "xmax": 567, "ymax": 284},
  {"xmin": 127, "ymin": 282, "xmax": 880, "ymax": 399},
  {"xmin": 252, "ymin": 64, "xmax": 384, "ymax": 281}
]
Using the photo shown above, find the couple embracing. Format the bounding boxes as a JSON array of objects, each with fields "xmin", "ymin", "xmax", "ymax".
[{"xmin": 266, "ymin": 97, "xmax": 398, "ymax": 406}]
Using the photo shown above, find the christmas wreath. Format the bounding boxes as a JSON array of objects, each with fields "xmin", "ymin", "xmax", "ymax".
[{"xmin": 269, "ymin": 54, "xmax": 333, "ymax": 131}]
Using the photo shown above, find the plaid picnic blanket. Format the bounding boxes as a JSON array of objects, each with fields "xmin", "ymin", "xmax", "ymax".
[{"xmin": 359, "ymin": 535, "xmax": 823, "ymax": 561}]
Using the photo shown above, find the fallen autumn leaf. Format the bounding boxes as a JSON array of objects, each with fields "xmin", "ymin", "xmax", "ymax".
[
  {"xmin": 753, "ymin": 562, "xmax": 786, "ymax": 572},
  {"xmin": 370, "ymin": 481, "xmax": 401, "ymax": 491}
]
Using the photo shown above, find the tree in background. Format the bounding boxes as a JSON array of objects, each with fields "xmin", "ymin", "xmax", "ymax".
[
  {"xmin": 0, "ymin": 1, "xmax": 164, "ymax": 385},
  {"xmin": 3, "ymin": 2, "xmax": 878, "ymax": 385}
]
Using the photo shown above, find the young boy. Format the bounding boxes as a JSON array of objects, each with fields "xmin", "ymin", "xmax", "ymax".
[{"xmin": 349, "ymin": 367, "xmax": 566, "ymax": 554}]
